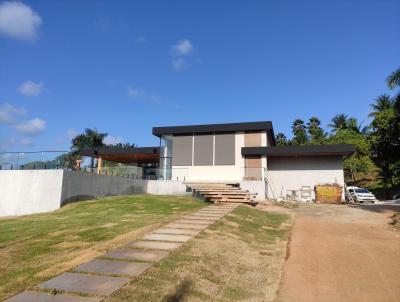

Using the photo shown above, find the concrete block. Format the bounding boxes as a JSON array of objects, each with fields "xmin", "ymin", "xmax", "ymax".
[
  {"xmin": 4, "ymin": 291, "xmax": 100, "ymax": 302},
  {"xmin": 39, "ymin": 272, "xmax": 129, "ymax": 296},
  {"xmin": 104, "ymin": 249, "xmax": 168, "ymax": 262},
  {"xmin": 142, "ymin": 233, "xmax": 193, "ymax": 242},
  {"xmin": 74, "ymin": 259, "xmax": 151, "ymax": 276},
  {"xmin": 127, "ymin": 241, "xmax": 182, "ymax": 250}
]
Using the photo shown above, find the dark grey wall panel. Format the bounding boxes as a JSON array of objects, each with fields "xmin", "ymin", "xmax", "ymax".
[
  {"xmin": 215, "ymin": 133, "xmax": 235, "ymax": 165},
  {"xmin": 193, "ymin": 134, "xmax": 213, "ymax": 166},
  {"xmin": 172, "ymin": 135, "xmax": 193, "ymax": 166}
]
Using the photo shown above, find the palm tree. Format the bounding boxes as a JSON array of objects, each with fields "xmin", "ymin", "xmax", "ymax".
[
  {"xmin": 275, "ymin": 133, "xmax": 288, "ymax": 146},
  {"xmin": 369, "ymin": 94, "xmax": 394, "ymax": 118},
  {"xmin": 387, "ymin": 68, "xmax": 400, "ymax": 90},
  {"xmin": 71, "ymin": 128, "xmax": 107, "ymax": 171},
  {"xmin": 328, "ymin": 114, "xmax": 348, "ymax": 132},
  {"xmin": 346, "ymin": 117, "xmax": 368, "ymax": 134},
  {"xmin": 291, "ymin": 119, "xmax": 308, "ymax": 145},
  {"xmin": 307, "ymin": 116, "xmax": 326, "ymax": 142}
]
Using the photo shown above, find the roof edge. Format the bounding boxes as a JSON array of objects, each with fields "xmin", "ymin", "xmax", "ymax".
[{"xmin": 242, "ymin": 144, "xmax": 356, "ymax": 157}]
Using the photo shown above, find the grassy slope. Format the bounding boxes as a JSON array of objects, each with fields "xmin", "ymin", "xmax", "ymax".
[
  {"xmin": 107, "ymin": 205, "xmax": 291, "ymax": 302},
  {"xmin": 0, "ymin": 194, "xmax": 204, "ymax": 301}
]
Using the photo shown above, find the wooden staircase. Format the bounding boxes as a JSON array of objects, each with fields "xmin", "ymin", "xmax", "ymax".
[{"xmin": 184, "ymin": 182, "xmax": 257, "ymax": 204}]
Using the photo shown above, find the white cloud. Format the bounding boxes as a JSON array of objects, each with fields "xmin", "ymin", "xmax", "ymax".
[
  {"xmin": 127, "ymin": 86, "xmax": 144, "ymax": 98},
  {"xmin": 170, "ymin": 39, "xmax": 196, "ymax": 71},
  {"xmin": 0, "ymin": 103, "xmax": 26, "ymax": 124},
  {"xmin": 135, "ymin": 36, "xmax": 146, "ymax": 44},
  {"xmin": 14, "ymin": 118, "xmax": 46, "ymax": 135},
  {"xmin": 104, "ymin": 135, "xmax": 123, "ymax": 145},
  {"xmin": 171, "ymin": 39, "xmax": 193, "ymax": 56},
  {"xmin": 19, "ymin": 138, "xmax": 32, "ymax": 147},
  {"xmin": 171, "ymin": 57, "xmax": 187, "ymax": 71},
  {"xmin": 0, "ymin": 1, "xmax": 42, "ymax": 42},
  {"xmin": 18, "ymin": 81, "xmax": 43, "ymax": 96},
  {"xmin": 0, "ymin": 137, "xmax": 32, "ymax": 147}
]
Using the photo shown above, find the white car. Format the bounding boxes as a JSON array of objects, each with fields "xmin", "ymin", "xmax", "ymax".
[{"xmin": 346, "ymin": 186, "xmax": 377, "ymax": 203}]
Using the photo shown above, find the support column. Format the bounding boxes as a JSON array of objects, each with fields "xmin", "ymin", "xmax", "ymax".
[{"xmin": 97, "ymin": 156, "xmax": 103, "ymax": 174}]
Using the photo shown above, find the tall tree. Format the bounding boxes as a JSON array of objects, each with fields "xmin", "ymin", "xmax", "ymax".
[
  {"xmin": 275, "ymin": 133, "xmax": 288, "ymax": 146},
  {"xmin": 291, "ymin": 119, "xmax": 308, "ymax": 145},
  {"xmin": 71, "ymin": 128, "xmax": 108, "ymax": 171},
  {"xmin": 368, "ymin": 95, "xmax": 394, "ymax": 117},
  {"xmin": 387, "ymin": 68, "xmax": 400, "ymax": 90},
  {"xmin": 328, "ymin": 114, "xmax": 348, "ymax": 133},
  {"xmin": 307, "ymin": 117, "xmax": 326, "ymax": 143},
  {"xmin": 346, "ymin": 117, "xmax": 368, "ymax": 134},
  {"xmin": 328, "ymin": 129, "xmax": 375, "ymax": 183}
]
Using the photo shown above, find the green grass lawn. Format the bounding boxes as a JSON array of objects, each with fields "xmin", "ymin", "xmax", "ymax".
[
  {"xmin": 106, "ymin": 205, "xmax": 291, "ymax": 302},
  {"xmin": 0, "ymin": 194, "xmax": 204, "ymax": 301}
]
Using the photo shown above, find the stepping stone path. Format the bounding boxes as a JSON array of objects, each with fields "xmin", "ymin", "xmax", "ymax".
[{"xmin": 4, "ymin": 203, "xmax": 238, "ymax": 301}]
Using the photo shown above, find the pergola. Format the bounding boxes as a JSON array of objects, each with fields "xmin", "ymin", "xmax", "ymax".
[{"xmin": 80, "ymin": 147, "xmax": 160, "ymax": 174}]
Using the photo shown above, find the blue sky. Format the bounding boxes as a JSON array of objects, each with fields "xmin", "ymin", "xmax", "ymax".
[{"xmin": 0, "ymin": 0, "xmax": 399, "ymax": 152}]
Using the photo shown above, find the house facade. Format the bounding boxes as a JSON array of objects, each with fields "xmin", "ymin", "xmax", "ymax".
[{"xmin": 82, "ymin": 121, "xmax": 355, "ymax": 200}]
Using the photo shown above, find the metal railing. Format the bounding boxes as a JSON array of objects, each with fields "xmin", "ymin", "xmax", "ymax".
[{"xmin": 0, "ymin": 151, "xmax": 70, "ymax": 170}]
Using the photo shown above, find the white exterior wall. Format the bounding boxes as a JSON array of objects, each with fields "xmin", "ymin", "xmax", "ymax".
[
  {"xmin": 0, "ymin": 170, "xmax": 64, "ymax": 216},
  {"xmin": 0, "ymin": 171, "xmax": 190, "ymax": 217},
  {"xmin": 266, "ymin": 156, "xmax": 345, "ymax": 200},
  {"xmin": 171, "ymin": 131, "xmax": 268, "ymax": 181}
]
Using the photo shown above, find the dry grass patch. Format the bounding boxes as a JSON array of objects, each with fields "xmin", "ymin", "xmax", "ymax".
[
  {"xmin": 0, "ymin": 194, "xmax": 204, "ymax": 301},
  {"xmin": 106, "ymin": 205, "xmax": 291, "ymax": 302}
]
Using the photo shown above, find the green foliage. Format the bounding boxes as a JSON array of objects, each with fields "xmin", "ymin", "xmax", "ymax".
[
  {"xmin": 328, "ymin": 114, "xmax": 348, "ymax": 132},
  {"xmin": 328, "ymin": 129, "xmax": 375, "ymax": 182},
  {"xmin": 307, "ymin": 116, "xmax": 326, "ymax": 144},
  {"xmin": 70, "ymin": 128, "xmax": 107, "ymax": 154},
  {"xmin": 291, "ymin": 119, "xmax": 308, "ymax": 145},
  {"xmin": 275, "ymin": 132, "xmax": 288, "ymax": 146},
  {"xmin": 387, "ymin": 67, "xmax": 400, "ymax": 90},
  {"xmin": 107, "ymin": 142, "xmax": 136, "ymax": 148}
]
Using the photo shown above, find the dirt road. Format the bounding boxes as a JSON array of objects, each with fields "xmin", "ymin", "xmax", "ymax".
[{"xmin": 276, "ymin": 203, "xmax": 400, "ymax": 302}]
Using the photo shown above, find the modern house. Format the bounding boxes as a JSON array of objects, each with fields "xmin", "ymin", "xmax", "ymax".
[
  {"xmin": 1, "ymin": 120, "xmax": 356, "ymax": 216},
  {"xmin": 83, "ymin": 121, "xmax": 355, "ymax": 201}
]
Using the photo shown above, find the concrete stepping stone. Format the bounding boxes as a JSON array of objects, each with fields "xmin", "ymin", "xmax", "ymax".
[
  {"xmin": 127, "ymin": 240, "xmax": 182, "ymax": 251},
  {"xmin": 175, "ymin": 219, "xmax": 211, "ymax": 225},
  {"xmin": 184, "ymin": 215, "xmax": 218, "ymax": 221},
  {"xmin": 104, "ymin": 249, "xmax": 168, "ymax": 262},
  {"xmin": 153, "ymin": 228, "xmax": 200, "ymax": 235},
  {"xmin": 166, "ymin": 223, "xmax": 208, "ymax": 230},
  {"xmin": 142, "ymin": 233, "xmax": 192, "ymax": 242},
  {"xmin": 39, "ymin": 272, "xmax": 129, "ymax": 296},
  {"xmin": 4, "ymin": 291, "xmax": 100, "ymax": 302},
  {"xmin": 189, "ymin": 213, "xmax": 223, "ymax": 217},
  {"xmin": 74, "ymin": 259, "xmax": 151, "ymax": 277}
]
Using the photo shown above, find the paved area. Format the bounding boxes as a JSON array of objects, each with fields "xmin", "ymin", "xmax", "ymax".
[
  {"xmin": 276, "ymin": 204, "xmax": 400, "ymax": 302},
  {"xmin": 5, "ymin": 203, "xmax": 238, "ymax": 301}
]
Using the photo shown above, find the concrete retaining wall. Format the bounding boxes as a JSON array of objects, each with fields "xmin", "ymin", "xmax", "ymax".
[
  {"xmin": 0, "ymin": 170, "xmax": 64, "ymax": 216},
  {"xmin": 61, "ymin": 171, "xmax": 138, "ymax": 205},
  {"xmin": 0, "ymin": 170, "xmax": 190, "ymax": 217}
]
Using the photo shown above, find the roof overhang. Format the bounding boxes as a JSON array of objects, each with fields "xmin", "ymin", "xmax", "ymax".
[
  {"xmin": 241, "ymin": 144, "xmax": 356, "ymax": 157},
  {"xmin": 80, "ymin": 147, "xmax": 160, "ymax": 164},
  {"xmin": 152, "ymin": 121, "xmax": 276, "ymax": 145}
]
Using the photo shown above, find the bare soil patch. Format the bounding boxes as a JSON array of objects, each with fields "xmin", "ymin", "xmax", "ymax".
[{"xmin": 276, "ymin": 204, "xmax": 400, "ymax": 302}]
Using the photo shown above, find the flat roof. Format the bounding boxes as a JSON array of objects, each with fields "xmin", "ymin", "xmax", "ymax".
[
  {"xmin": 241, "ymin": 144, "xmax": 356, "ymax": 157},
  {"xmin": 152, "ymin": 121, "xmax": 273, "ymax": 136},
  {"xmin": 81, "ymin": 147, "xmax": 160, "ymax": 157}
]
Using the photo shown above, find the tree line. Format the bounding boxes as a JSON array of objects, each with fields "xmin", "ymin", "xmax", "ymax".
[{"xmin": 275, "ymin": 68, "xmax": 400, "ymax": 194}]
